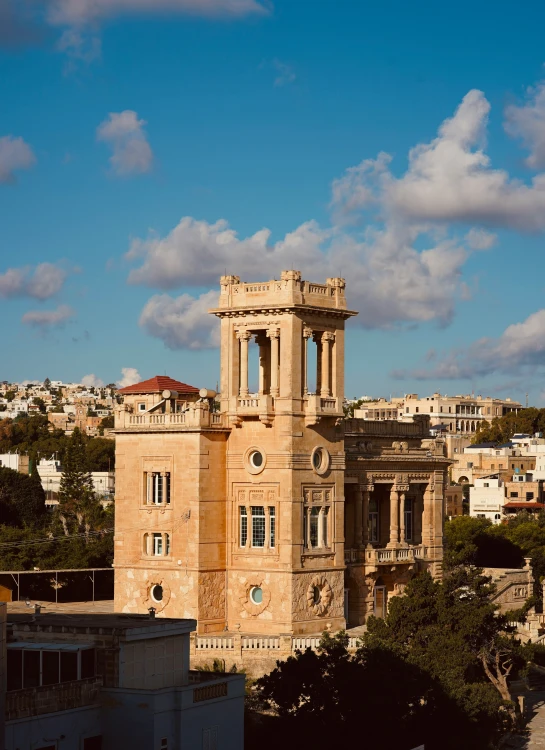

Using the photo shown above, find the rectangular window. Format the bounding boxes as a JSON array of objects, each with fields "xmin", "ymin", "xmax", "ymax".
[
  {"xmin": 269, "ymin": 507, "xmax": 276, "ymax": 548},
  {"xmin": 146, "ymin": 473, "xmax": 170, "ymax": 504},
  {"xmin": 251, "ymin": 506, "xmax": 265, "ymax": 547},
  {"xmin": 491, "ymin": 464, "xmax": 495, "ymax": 470},
  {"xmin": 239, "ymin": 506, "xmax": 247, "ymax": 547},
  {"xmin": 449, "ymin": 406, "xmax": 452, "ymax": 413},
  {"xmin": 23, "ymin": 650, "xmax": 40, "ymax": 688},
  {"xmin": 526, "ymin": 492, "xmax": 534, "ymax": 501},
  {"xmin": 415, "ymin": 407, "xmax": 419, "ymax": 413},
  {"xmin": 7, "ymin": 649, "xmax": 22, "ymax": 690},
  {"xmin": 138, "ymin": 402, "xmax": 146, "ymax": 412},
  {"xmin": 510, "ymin": 492, "xmax": 518, "ymax": 498},
  {"xmin": 60, "ymin": 651, "xmax": 77, "ymax": 682},
  {"xmin": 404, "ymin": 499, "xmax": 413, "ymax": 541},
  {"xmin": 153, "ymin": 533, "xmax": 163, "ymax": 555},
  {"xmin": 81, "ymin": 648, "xmax": 96, "ymax": 679},
  {"xmin": 484, "ymin": 483, "xmax": 489, "ymax": 487},
  {"xmin": 42, "ymin": 650, "xmax": 60, "ymax": 685},
  {"xmin": 323, "ymin": 506, "xmax": 329, "ymax": 547},
  {"xmin": 310, "ymin": 507, "xmax": 319, "ymax": 547}
]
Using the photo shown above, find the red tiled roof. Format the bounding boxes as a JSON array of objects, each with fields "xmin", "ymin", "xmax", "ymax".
[
  {"xmin": 118, "ymin": 376, "xmax": 199, "ymax": 395},
  {"xmin": 503, "ymin": 502, "xmax": 545, "ymax": 509}
]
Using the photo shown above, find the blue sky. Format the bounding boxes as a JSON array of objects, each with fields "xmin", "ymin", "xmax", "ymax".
[{"xmin": 3, "ymin": 0, "xmax": 545, "ymax": 403}]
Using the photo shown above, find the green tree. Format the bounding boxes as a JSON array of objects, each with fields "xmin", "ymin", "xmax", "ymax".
[
  {"xmin": 365, "ymin": 569, "xmax": 527, "ymax": 731},
  {"xmin": 57, "ymin": 428, "xmax": 99, "ymax": 534},
  {"xmin": 254, "ymin": 631, "xmax": 482, "ymax": 750},
  {"xmin": 44, "ymin": 378, "xmax": 51, "ymax": 390},
  {"xmin": 0, "ymin": 466, "xmax": 46, "ymax": 527},
  {"xmin": 86, "ymin": 437, "xmax": 115, "ymax": 471},
  {"xmin": 5, "ymin": 391, "xmax": 16, "ymax": 402},
  {"xmin": 99, "ymin": 415, "xmax": 114, "ymax": 431},
  {"xmin": 473, "ymin": 407, "xmax": 545, "ymax": 445},
  {"xmin": 32, "ymin": 397, "xmax": 47, "ymax": 414}
]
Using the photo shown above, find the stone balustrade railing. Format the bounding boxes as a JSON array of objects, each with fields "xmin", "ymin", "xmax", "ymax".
[
  {"xmin": 116, "ymin": 409, "xmax": 226, "ymax": 430},
  {"xmin": 193, "ymin": 634, "xmax": 362, "ymax": 655}
]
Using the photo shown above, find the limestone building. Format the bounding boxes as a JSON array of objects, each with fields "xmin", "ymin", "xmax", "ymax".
[{"xmin": 114, "ymin": 271, "xmax": 450, "ymax": 635}]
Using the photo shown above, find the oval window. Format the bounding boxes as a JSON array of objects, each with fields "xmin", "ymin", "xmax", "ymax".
[
  {"xmin": 250, "ymin": 586, "xmax": 263, "ymax": 605},
  {"xmin": 313, "ymin": 449, "xmax": 323, "ymax": 470},
  {"xmin": 250, "ymin": 451, "xmax": 263, "ymax": 468},
  {"xmin": 312, "ymin": 586, "xmax": 321, "ymax": 604},
  {"xmin": 151, "ymin": 584, "xmax": 163, "ymax": 603}
]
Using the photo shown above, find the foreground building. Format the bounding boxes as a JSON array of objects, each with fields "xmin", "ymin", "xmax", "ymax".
[
  {"xmin": 113, "ymin": 271, "xmax": 450, "ymax": 639},
  {"xmin": 4, "ymin": 607, "xmax": 243, "ymax": 750}
]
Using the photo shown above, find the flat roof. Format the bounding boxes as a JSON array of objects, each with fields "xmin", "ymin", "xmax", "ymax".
[{"xmin": 8, "ymin": 613, "xmax": 197, "ymax": 640}]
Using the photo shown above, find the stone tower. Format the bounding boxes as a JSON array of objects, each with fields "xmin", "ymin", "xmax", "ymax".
[
  {"xmin": 113, "ymin": 271, "xmax": 357, "ymax": 636},
  {"xmin": 210, "ymin": 271, "xmax": 357, "ymax": 634}
]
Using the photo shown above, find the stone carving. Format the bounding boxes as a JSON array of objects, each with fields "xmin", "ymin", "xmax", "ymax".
[
  {"xmin": 239, "ymin": 578, "xmax": 272, "ymax": 617},
  {"xmin": 199, "ymin": 572, "xmax": 226, "ymax": 621},
  {"xmin": 306, "ymin": 574, "xmax": 333, "ymax": 616}
]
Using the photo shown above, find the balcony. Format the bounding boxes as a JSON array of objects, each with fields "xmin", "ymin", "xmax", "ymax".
[
  {"xmin": 115, "ymin": 407, "xmax": 226, "ymax": 431},
  {"xmin": 344, "ymin": 545, "xmax": 427, "ymax": 566},
  {"xmin": 304, "ymin": 394, "xmax": 343, "ymax": 426},
  {"xmin": 6, "ymin": 676, "xmax": 102, "ymax": 721}
]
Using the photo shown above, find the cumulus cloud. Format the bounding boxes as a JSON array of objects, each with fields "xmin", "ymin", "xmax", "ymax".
[
  {"xmin": 139, "ymin": 290, "xmax": 220, "ymax": 349},
  {"xmin": 118, "ymin": 367, "xmax": 141, "ymax": 387},
  {"xmin": 505, "ymin": 81, "xmax": 545, "ymax": 169},
  {"xmin": 96, "ymin": 111, "xmax": 153, "ymax": 176},
  {"xmin": 465, "ymin": 228, "xmax": 497, "ymax": 250},
  {"xmin": 330, "ymin": 152, "xmax": 392, "ymax": 222},
  {"xmin": 393, "ymin": 308, "xmax": 545, "ymax": 381},
  {"xmin": 0, "ymin": 135, "xmax": 36, "ymax": 183},
  {"xmin": 81, "ymin": 373, "xmax": 105, "ymax": 388},
  {"xmin": 21, "ymin": 304, "xmax": 75, "ymax": 330},
  {"xmin": 338, "ymin": 89, "xmax": 545, "ymax": 231},
  {"xmin": 0, "ymin": 263, "xmax": 67, "ymax": 300}
]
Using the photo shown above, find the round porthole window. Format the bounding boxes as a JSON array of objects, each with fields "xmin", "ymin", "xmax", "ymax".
[
  {"xmin": 250, "ymin": 586, "xmax": 263, "ymax": 605},
  {"xmin": 151, "ymin": 584, "xmax": 163, "ymax": 603},
  {"xmin": 250, "ymin": 451, "xmax": 263, "ymax": 469},
  {"xmin": 311, "ymin": 446, "xmax": 330, "ymax": 475},
  {"xmin": 312, "ymin": 586, "xmax": 321, "ymax": 605},
  {"xmin": 245, "ymin": 446, "xmax": 267, "ymax": 475}
]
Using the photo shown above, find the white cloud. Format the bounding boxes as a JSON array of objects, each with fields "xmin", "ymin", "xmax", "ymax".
[
  {"xmin": 505, "ymin": 81, "xmax": 545, "ymax": 169},
  {"xmin": 21, "ymin": 304, "xmax": 75, "ymax": 330},
  {"xmin": 272, "ymin": 59, "xmax": 295, "ymax": 87},
  {"xmin": 340, "ymin": 89, "xmax": 545, "ymax": 231},
  {"xmin": 81, "ymin": 373, "xmax": 105, "ymax": 388},
  {"xmin": 47, "ymin": 0, "xmax": 269, "ymax": 26},
  {"xmin": 139, "ymin": 290, "xmax": 220, "ymax": 349},
  {"xmin": 0, "ymin": 135, "xmax": 36, "ymax": 183},
  {"xmin": 330, "ymin": 152, "xmax": 392, "ymax": 222},
  {"xmin": 395, "ymin": 308, "xmax": 545, "ymax": 381},
  {"xmin": 465, "ymin": 228, "xmax": 497, "ymax": 250},
  {"xmin": 96, "ymin": 111, "xmax": 153, "ymax": 177},
  {"xmin": 0, "ymin": 263, "xmax": 67, "ymax": 300},
  {"xmin": 118, "ymin": 367, "xmax": 141, "ymax": 387}
]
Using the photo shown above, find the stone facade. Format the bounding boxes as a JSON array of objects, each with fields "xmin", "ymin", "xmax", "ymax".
[{"xmin": 113, "ymin": 270, "xmax": 451, "ymax": 636}]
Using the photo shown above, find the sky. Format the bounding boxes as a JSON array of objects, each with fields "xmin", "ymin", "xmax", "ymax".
[{"xmin": 3, "ymin": 0, "xmax": 545, "ymax": 404}]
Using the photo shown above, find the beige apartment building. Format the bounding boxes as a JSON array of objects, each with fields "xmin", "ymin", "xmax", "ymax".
[
  {"xmin": 357, "ymin": 393, "xmax": 522, "ymax": 434},
  {"xmin": 113, "ymin": 271, "xmax": 450, "ymax": 637}
]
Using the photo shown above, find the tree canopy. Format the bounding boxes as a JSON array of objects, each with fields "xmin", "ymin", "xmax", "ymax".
[
  {"xmin": 473, "ymin": 407, "xmax": 545, "ymax": 445},
  {"xmin": 0, "ymin": 467, "xmax": 46, "ymax": 528}
]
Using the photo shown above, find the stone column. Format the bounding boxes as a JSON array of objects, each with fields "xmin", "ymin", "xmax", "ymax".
[
  {"xmin": 236, "ymin": 329, "xmax": 251, "ymax": 397},
  {"xmin": 267, "ymin": 327, "xmax": 280, "ymax": 397},
  {"xmin": 422, "ymin": 479, "xmax": 433, "ymax": 548},
  {"xmin": 161, "ymin": 472, "xmax": 168, "ymax": 504},
  {"xmin": 413, "ymin": 490, "xmax": 423, "ymax": 544},
  {"xmin": 399, "ymin": 493, "xmax": 406, "ymax": 544},
  {"xmin": 388, "ymin": 486, "xmax": 399, "ymax": 548},
  {"xmin": 302, "ymin": 326, "xmax": 312, "ymax": 396},
  {"xmin": 318, "ymin": 507, "xmax": 325, "ymax": 548},
  {"xmin": 305, "ymin": 506, "xmax": 311, "ymax": 548},
  {"xmin": 320, "ymin": 332, "xmax": 334, "ymax": 397},
  {"xmin": 257, "ymin": 335, "xmax": 267, "ymax": 395}
]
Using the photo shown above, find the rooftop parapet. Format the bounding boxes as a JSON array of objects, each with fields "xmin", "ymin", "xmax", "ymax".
[{"xmin": 213, "ymin": 269, "xmax": 352, "ymax": 314}]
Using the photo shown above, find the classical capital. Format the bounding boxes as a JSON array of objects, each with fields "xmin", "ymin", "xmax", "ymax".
[
  {"xmin": 267, "ymin": 327, "xmax": 280, "ymax": 340},
  {"xmin": 303, "ymin": 325, "xmax": 313, "ymax": 339},
  {"xmin": 322, "ymin": 331, "xmax": 335, "ymax": 342},
  {"xmin": 236, "ymin": 329, "xmax": 252, "ymax": 342}
]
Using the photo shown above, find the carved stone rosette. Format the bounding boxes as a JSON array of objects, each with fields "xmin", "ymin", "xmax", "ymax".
[{"xmin": 307, "ymin": 574, "xmax": 333, "ymax": 616}]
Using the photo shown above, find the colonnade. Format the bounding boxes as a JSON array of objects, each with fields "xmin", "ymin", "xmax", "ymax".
[
  {"xmin": 235, "ymin": 325, "xmax": 337, "ymax": 398},
  {"xmin": 350, "ymin": 482, "xmax": 435, "ymax": 549}
]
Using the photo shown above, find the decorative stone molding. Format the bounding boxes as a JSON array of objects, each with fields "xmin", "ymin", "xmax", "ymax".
[
  {"xmin": 144, "ymin": 578, "xmax": 171, "ymax": 613},
  {"xmin": 240, "ymin": 579, "xmax": 271, "ymax": 617},
  {"xmin": 307, "ymin": 574, "xmax": 333, "ymax": 616}
]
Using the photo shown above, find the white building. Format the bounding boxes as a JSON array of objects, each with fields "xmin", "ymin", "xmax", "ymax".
[
  {"xmin": 0, "ymin": 454, "xmax": 29, "ymax": 474},
  {"xmin": 5, "ymin": 609, "xmax": 244, "ymax": 750},
  {"xmin": 37, "ymin": 458, "xmax": 115, "ymax": 505},
  {"xmin": 470, "ymin": 475, "xmax": 505, "ymax": 524}
]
